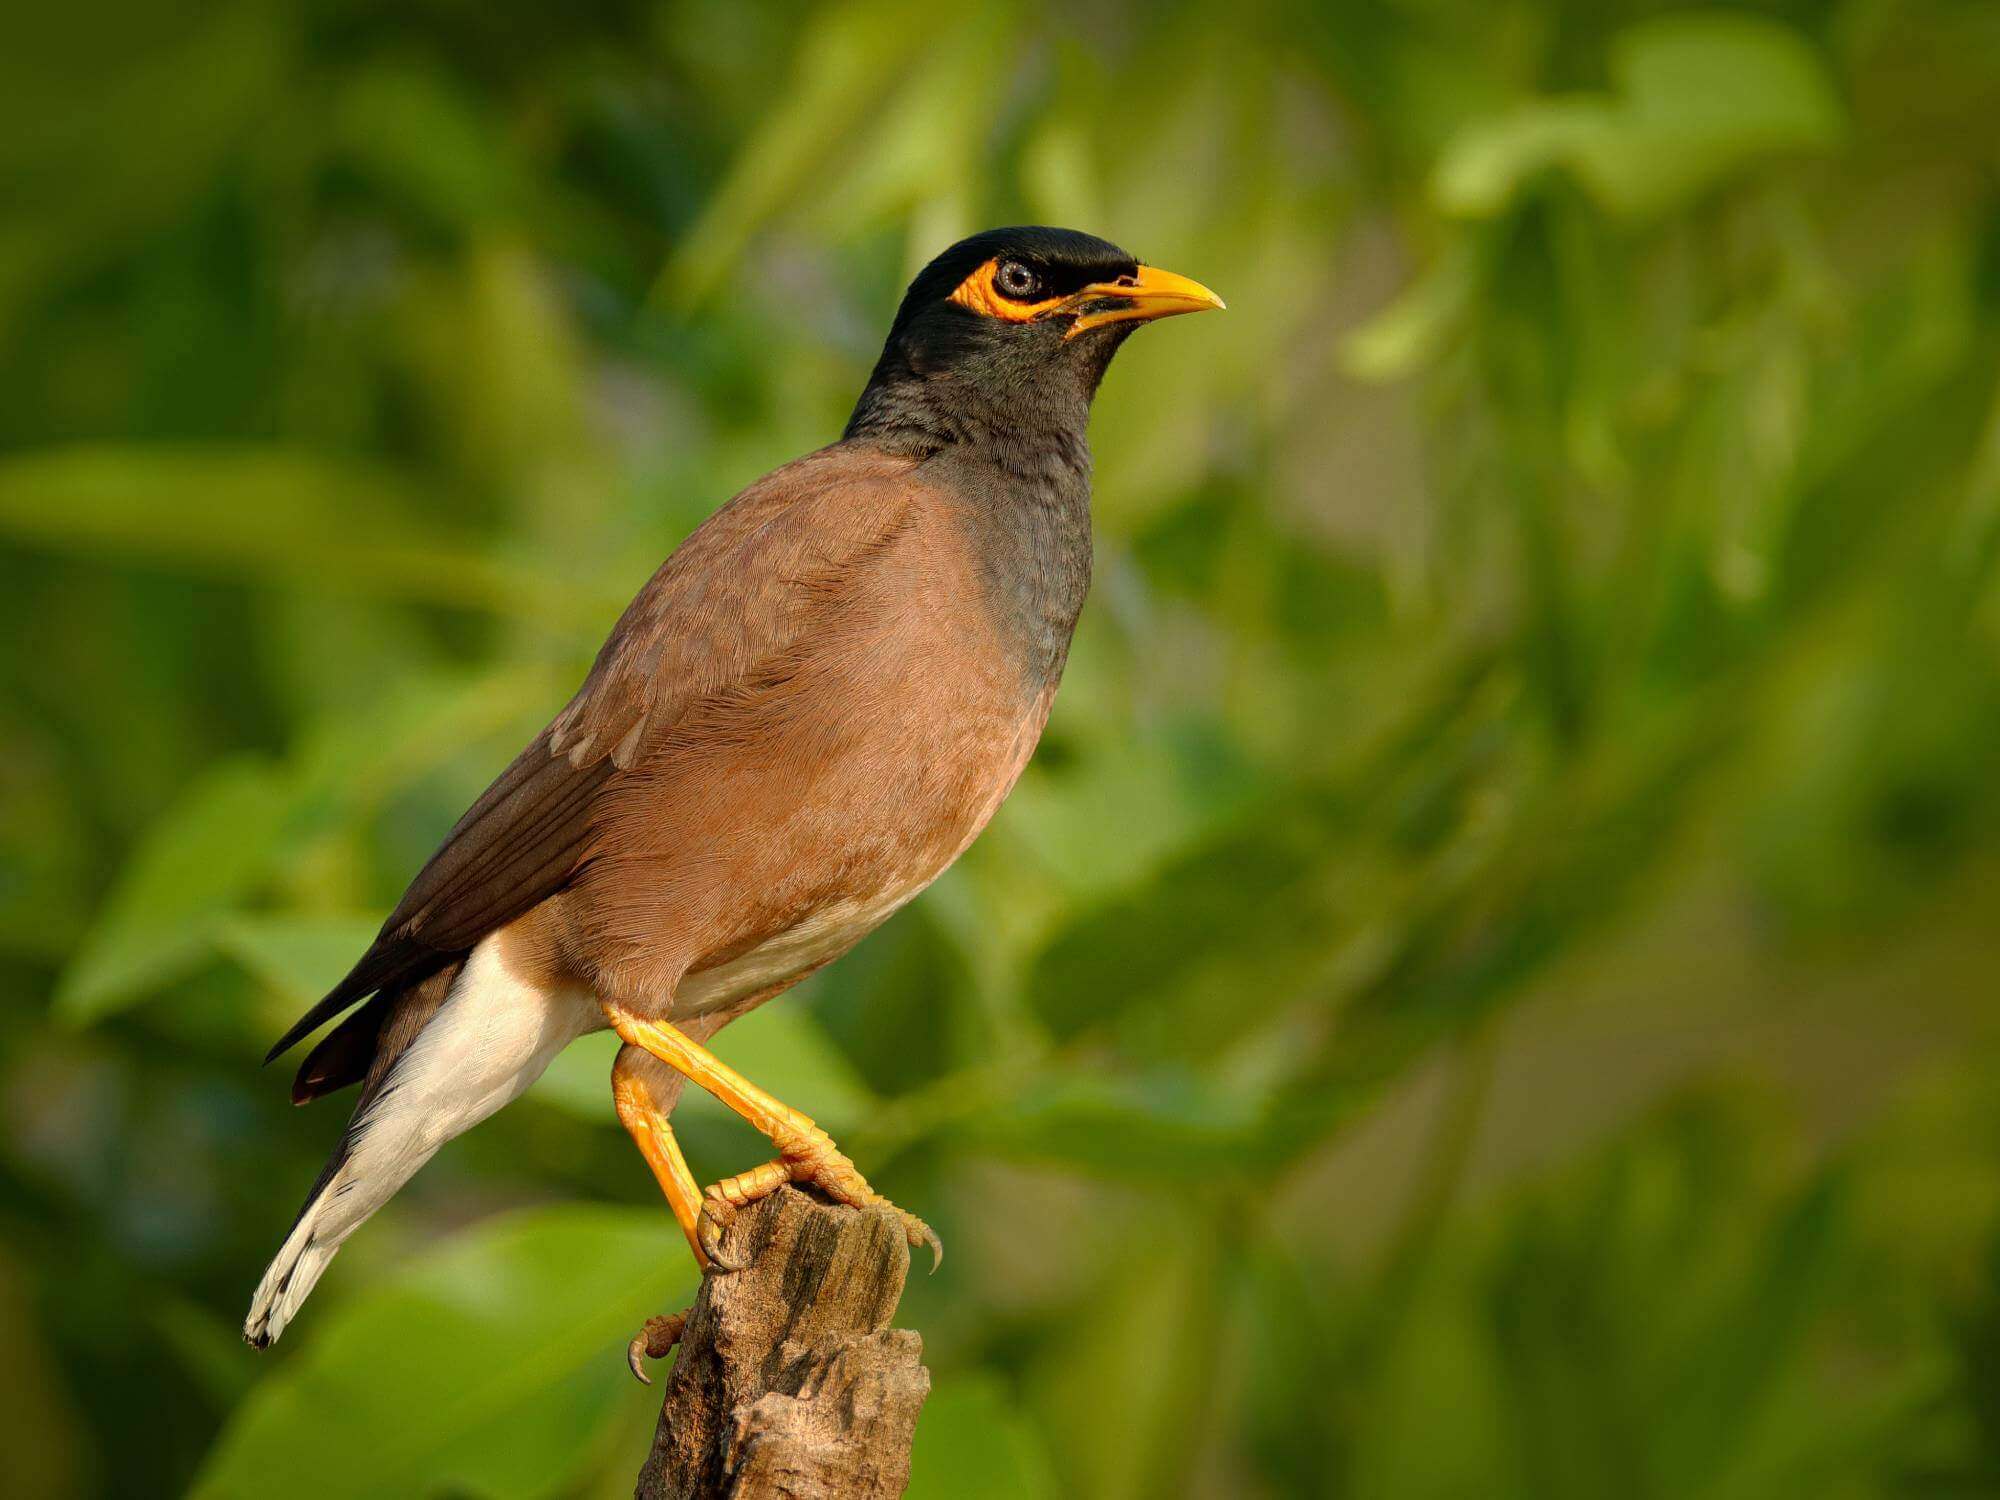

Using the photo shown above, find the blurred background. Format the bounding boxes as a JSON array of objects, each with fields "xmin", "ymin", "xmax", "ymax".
[{"xmin": 5, "ymin": 0, "xmax": 2000, "ymax": 1494}]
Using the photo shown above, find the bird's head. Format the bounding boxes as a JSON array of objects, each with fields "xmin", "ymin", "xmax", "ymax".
[{"xmin": 848, "ymin": 226, "xmax": 1223, "ymax": 448}]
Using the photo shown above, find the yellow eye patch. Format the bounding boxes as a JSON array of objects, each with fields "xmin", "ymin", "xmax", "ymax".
[{"xmin": 947, "ymin": 258, "xmax": 1066, "ymax": 322}]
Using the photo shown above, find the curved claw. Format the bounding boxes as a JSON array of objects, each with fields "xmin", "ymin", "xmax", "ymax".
[
  {"xmin": 697, "ymin": 1196, "xmax": 745, "ymax": 1272},
  {"xmin": 626, "ymin": 1311, "xmax": 687, "ymax": 1385},
  {"xmin": 906, "ymin": 1215, "xmax": 943, "ymax": 1273}
]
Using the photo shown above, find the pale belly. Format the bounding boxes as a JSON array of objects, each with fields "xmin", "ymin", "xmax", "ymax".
[{"xmin": 669, "ymin": 882, "xmax": 925, "ymax": 1021}]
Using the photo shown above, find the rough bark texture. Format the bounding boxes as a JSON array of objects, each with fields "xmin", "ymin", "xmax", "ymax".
[{"xmin": 635, "ymin": 1186, "xmax": 930, "ymax": 1500}]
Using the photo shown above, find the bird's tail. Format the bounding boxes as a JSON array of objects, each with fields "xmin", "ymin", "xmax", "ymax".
[
  {"xmin": 243, "ymin": 1171, "xmax": 345, "ymax": 1349},
  {"xmin": 244, "ymin": 937, "xmax": 595, "ymax": 1347},
  {"xmin": 243, "ymin": 965, "xmax": 460, "ymax": 1350},
  {"xmin": 242, "ymin": 1091, "xmax": 434, "ymax": 1349}
]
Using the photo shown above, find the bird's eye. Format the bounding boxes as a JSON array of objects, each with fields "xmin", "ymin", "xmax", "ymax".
[{"xmin": 993, "ymin": 261, "xmax": 1043, "ymax": 300}]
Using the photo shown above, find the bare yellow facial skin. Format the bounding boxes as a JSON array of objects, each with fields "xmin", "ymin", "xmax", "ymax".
[
  {"xmin": 947, "ymin": 259, "xmax": 1068, "ymax": 322},
  {"xmin": 947, "ymin": 258, "xmax": 1226, "ymax": 336}
]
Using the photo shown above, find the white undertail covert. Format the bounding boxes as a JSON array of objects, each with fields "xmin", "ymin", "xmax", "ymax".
[{"xmin": 243, "ymin": 936, "xmax": 599, "ymax": 1346}]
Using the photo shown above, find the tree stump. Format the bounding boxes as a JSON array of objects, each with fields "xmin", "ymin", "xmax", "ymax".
[{"xmin": 633, "ymin": 1185, "xmax": 931, "ymax": 1499}]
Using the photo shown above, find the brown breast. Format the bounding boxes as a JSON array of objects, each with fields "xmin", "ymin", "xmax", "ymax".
[{"xmin": 544, "ymin": 476, "xmax": 1057, "ymax": 1013}]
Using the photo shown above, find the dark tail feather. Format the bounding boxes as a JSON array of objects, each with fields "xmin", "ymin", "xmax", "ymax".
[
  {"xmin": 290, "ymin": 960, "xmax": 463, "ymax": 1104},
  {"xmin": 291, "ymin": 994, "xmax": 391, "ymax": 1104},
  {"xmin": 263, "ymin": 935, "xmax": 440, "ymax": 1064}
]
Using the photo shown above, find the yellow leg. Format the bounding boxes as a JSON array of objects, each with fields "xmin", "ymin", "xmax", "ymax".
[
  {"xmin": 610, "ymin": 1045, "xmax": 703, "ymax": 1384},
  {"xmin": 603, "ymin": 1005, "xmax": 940, "ymax": 1273},
  {"xmin": 611, "ymin": 1045, "xmax": 709, "ymax": 1268}
]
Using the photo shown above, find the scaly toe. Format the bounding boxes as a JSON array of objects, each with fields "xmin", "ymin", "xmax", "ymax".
[
  {"xmin": 697, "ymin": 1195, "xmax": 745, "ymax": 1272},
  {"xmin": 626, "ymin": 1310, "xmax": 687, "ymax": 1385},
  {"xmin": 783, "ymin": 1151, "xmax": 941, "ymax": 1272}
]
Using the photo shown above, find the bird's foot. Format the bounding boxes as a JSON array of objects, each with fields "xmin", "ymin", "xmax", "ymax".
[
  {"xmin": 626, "ymin": 1309, "xmax": 688, "ymax": 1385},
  {"xmin": 695, "ymin": 1123, "xmax": 941, "ymax": 1274}
]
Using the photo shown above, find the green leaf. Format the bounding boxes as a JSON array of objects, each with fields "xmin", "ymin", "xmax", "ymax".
[
  {"xmin": 56, "ymin": 758, "xmax": 305, "ymax": 1024},
  {"xmin": 966, "ymin": 1067, "xmax": 1267, "ymax": 1183},
  {"xmin": 1027, "ymin": 1226, "xmax": 1218, "ymax": 1499},
  {"xmin": 807, "ymin": 908, "xmax": 962, "ymax": 1097},
  {"xmin": 1342, "ymin": 245, "xmax": 1479, "ymax": 383},
  {"xmin": 909, "ymin": 1375, "xmax": 1059, "ymax": 1500},
  {"xmin": 215, "ymin": 915, "xmax": 384, "ymax": 1007},
  {"xmin": 796, "ymin": 8, "xmax": 1013, "ymax": 236},
  {"xmin": 1435, "ymin": 14, "xmax": 1842, "ymax": 219},
  {"xmin": 1660, "ymin": 1170, "xmax": 1850, "ymax": 1493},
  {"xmin": 529, "ymin": 1029, "xmax": 623, "ymax": 1123},
  {"xmin": 0, "ymin": 1251, "xmax": 85, "ymax": 1500},
  {"xmin": 0, "ymin": 445, "xmax": 595, "ymax": 623},
  {"xmin": 191, "ymin": 1206, "xmax": 691, "ymax": 1500},
  {"xmin": 0, "ymin": 2, "xmax": 285, "ymax": 339},
  {"xmin": 61, "ymin": 662, "xmax": 572, "ymax": 1030},
  {"xmin": 331, "ymin": 63, "xmax": 516, "ymax": 232},
  {"xmin": 655, "ymin": 0, "xmax": 935, "ymax": 307},
  {"xmin": 153, "ymin": 1297, "xmax": 258, "ymax": 1411},
  {"xmin": 1025, "ymin": 812, "xmax": 1323, "ymax": 1043}
]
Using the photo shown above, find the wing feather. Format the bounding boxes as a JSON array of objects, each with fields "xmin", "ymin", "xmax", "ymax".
[{"xmin": 267, "ymin": 446, "xmax": 917, "ymax": 1062}]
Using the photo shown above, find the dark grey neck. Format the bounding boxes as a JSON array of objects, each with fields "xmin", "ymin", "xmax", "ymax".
[
  {"xmin": 843, "ymin": 361, "xmax": 1093, "ymax": 460},
  {"xmin": 846, "ymin": 372, "xmax": 1096, "ymax": 693},
  {"xmin": 842, "ymin": 315, "xmax": 1130, "ymax": 459},
  {"xmin": 933, "ymin": 430, "xmax": 1095, "ymax": 688}
]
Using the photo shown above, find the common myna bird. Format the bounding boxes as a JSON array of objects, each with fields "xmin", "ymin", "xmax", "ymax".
[{"xmin": 245, "ymin": 226, "xmax": 1222, "ymax": 1353}]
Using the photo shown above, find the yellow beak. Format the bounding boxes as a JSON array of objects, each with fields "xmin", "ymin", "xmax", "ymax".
[{"xmin": 1062, "ymin": 264, "xmax": 1226, "ymax": 338}]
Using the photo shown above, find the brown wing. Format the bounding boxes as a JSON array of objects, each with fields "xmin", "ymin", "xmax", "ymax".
[{"xmin": 266, "ymin": 444, "xmax": 919, "ymax": 1062}]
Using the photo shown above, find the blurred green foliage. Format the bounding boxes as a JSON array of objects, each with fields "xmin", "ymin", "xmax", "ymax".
[{"xmin": 4, "ymin": 0, "xmax": 2000, "ymax": 1494}]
